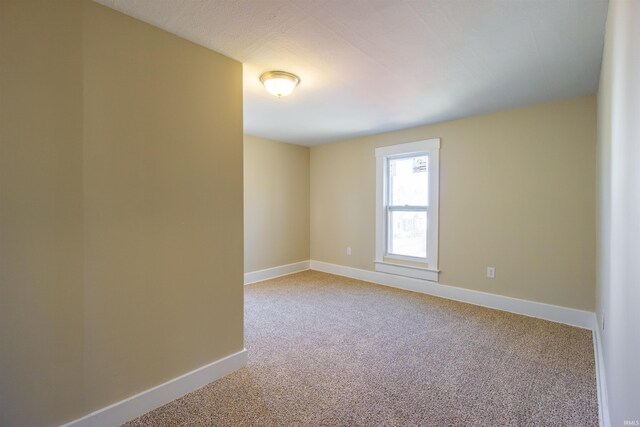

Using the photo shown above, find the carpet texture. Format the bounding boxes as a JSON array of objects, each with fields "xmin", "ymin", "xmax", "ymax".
[{"xmin": 123, "ymin": 270, "xmax": 598, "ymax": 426}]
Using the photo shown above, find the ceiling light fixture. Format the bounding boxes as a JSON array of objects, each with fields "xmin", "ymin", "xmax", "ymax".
[{"xmin": 260, "ymin": 71, "xmax": 300, "ymax": 97}]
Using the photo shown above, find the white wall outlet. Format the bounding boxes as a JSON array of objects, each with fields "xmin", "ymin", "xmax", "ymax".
[
  {"xmin": 486, "ymin": 266, "xmax": 495, "ymax": 279},
  {"xmin": 346, "ymin": 247, "xmax": 352, "ymax": 256}
]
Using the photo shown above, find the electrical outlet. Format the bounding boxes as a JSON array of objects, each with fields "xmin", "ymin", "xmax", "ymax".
[
  {"xmin": 346, "ymin": 247, "xmax": 352, "ymax": 256},
  {"xmin": 486, "ymin": 267, "xmax": 495, "ymax": 279}
]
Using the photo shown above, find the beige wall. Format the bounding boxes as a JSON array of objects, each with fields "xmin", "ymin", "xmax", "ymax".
[
  {"xmin": 596, "ymin": 0, "xmax": 640, "ymax": 424},
  {"xmin": 1, "ymin": 1, "xmax": 85, "ymax": 425},
  {"xmin": 0, "ymin": 1, "xmax": 244, "ymax": 425},
  {"xmin": 82, "ymin": 1, "xmax": 244, "ymax": 413},
  {"xmin": 244, "ymin": 135, "xmax": 310, "ymax": 273},
  {"xmin": 311, "ymin": 96, "xmax": 596, "ymax": 310}
]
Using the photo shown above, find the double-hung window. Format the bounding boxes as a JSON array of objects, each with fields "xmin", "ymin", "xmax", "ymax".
[{"xmin": 375, "ymin": 139, "xmax": 440, "ymax": 281}]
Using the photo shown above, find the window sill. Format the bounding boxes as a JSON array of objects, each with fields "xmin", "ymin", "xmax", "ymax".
[{"xmin": 374, "ymin": 261, "xmax": 439, "ymax": 282}]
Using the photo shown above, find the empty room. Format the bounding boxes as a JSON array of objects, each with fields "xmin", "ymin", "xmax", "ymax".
[{"xmin": 1, "ymin": 0, "xmax": 639, "ymax": 426}]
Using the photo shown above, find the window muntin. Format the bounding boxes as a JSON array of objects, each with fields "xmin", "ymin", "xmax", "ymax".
[
  {"xmin": 375, "ymin": 139, "xmax": 439, "ymax": 281},
  {"xmin": 386, "ymin": 154, "xmax": 429, "ymax": 260}
]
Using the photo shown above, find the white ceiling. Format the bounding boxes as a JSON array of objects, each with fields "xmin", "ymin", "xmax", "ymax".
[{"xmin": 95, "ymin": 0, "xmax": 608, "ymax": 146}]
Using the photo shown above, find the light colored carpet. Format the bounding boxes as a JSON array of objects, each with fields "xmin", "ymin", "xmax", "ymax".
[{"xmin": 124, "ymin": 270, "xmax": 598, "ymax": 426}]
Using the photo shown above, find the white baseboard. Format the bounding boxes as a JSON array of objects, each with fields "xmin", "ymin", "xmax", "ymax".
[
  {"xmin": 61, "ymin": 349, "xmax": 247, "ymax": 427},
  {"xmin": 244, "ymin": 260, "xmax": 310, "ymax": 285},
  {"xmin": 310, "ymin": 261, "xmax": 609, "ymax": 419},
  {"xmin": 60, "ymin": 263, "xmax": 607, "ymax": 426},
  {"xmin": 309, "ymin": 260, "xmax": 594, "ymax": 329},
  {"xmin": 592, "ymin": 316, "xmax": 610, "ymax": 427},
  {"xmin": 310, "ymin": 260, "xmax": 609, "ymax": 425}
]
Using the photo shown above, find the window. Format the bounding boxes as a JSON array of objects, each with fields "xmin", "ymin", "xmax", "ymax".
[{"xmin": 375, "ymin": 139, "xmax": 440, "ymax": 281}]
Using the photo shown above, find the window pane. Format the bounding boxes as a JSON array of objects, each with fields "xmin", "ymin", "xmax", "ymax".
[
  {"xmin": 389, "ymin": 210, "xmax": 427, "ymax": 258},
  {"xmin": 389, "ymin": 155, "xmax": 428, "ymax": 206}
]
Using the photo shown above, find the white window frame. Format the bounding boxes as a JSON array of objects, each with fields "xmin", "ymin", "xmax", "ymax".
[{"xmin": 375, "ymin": 139, "xmax": 440, "ymax": 282}]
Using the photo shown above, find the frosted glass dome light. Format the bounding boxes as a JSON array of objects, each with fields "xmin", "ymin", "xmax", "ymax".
[{"xmin": 260, "ymin": 71, "xmax": 300, "ymax": 97}]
